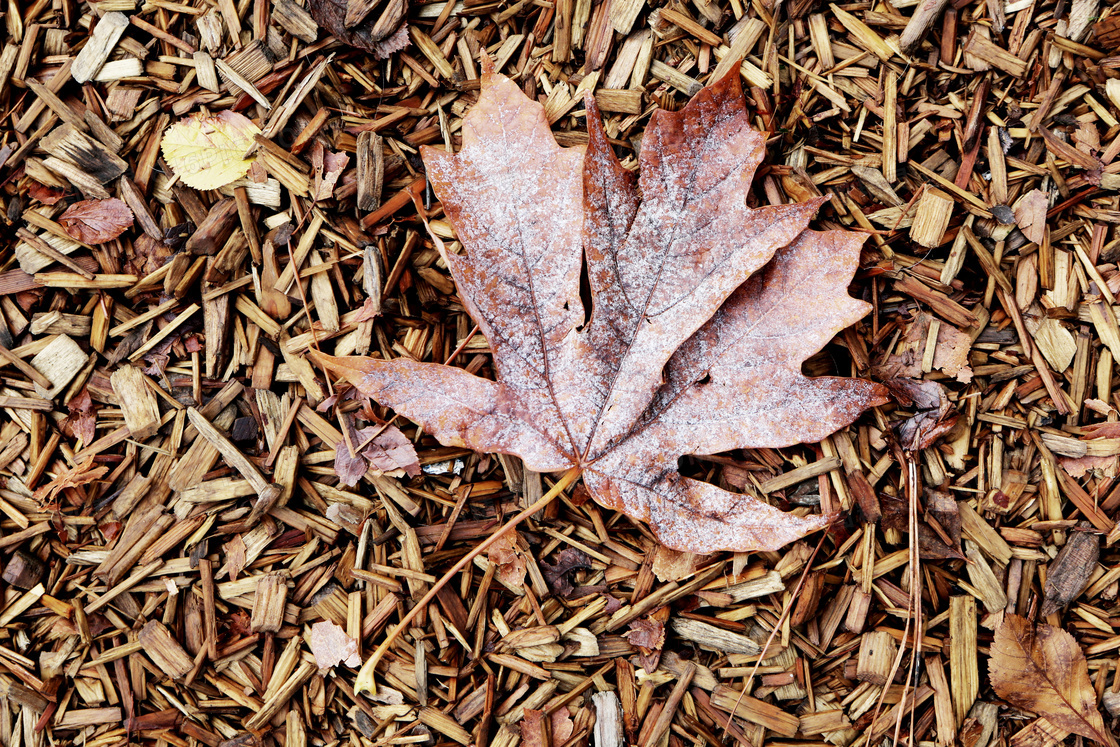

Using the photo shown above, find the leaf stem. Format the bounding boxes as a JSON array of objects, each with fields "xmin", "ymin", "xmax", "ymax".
[{"xmin": 354, "ymin": 466, "xmax": 582, "ymax": 694}]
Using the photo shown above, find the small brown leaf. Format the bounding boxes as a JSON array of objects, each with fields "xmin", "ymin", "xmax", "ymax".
[
  {"xmin": 651, "ymin": 544, "xmax": 699, "ymax": 583},
  {"xmin": 309, "ymin": 0, "xmax": 408, "ymax": 58},
  {"xmin": 540, "ymin": 548, "xmax": 593, "ymax": 597},
  {"xmin": 625, "ymin": 608, "xmax": 667, "ymax": 672},
  {"xmin": 886, "ymin": 378, "xmax": 960, "ymax": 451},
  {"xmin": 60, "ymin": 387, "xmax": 98, "ymax": 446},
  {"xmin": 486, "ymin": 533, "xmax": 526, "ymax": 589},
  {"xmin": 550, "ymin": 707, "xmax": 574, "ymax": 745},
  {"xmin": 1014, "ymin": 189, "xmax": 1049, "ymax": 245},
  {"xmin": 520, "ymin": 709, "xmax": 548, "ymax": 747},
  {"xmin": 989, "ymin": 613, "xmax": 1108, "ymax": 742},
  {"xmin": 59, "ymin": 198, "xmax": 133, "ymax": 244},
  {"xmin": 311, "ymin": 68, "xmax": 887, "ymax": 554},
  {"xmin": 311, "ymin": 141, "xmax": 349, "ymax": 202},
  {"xmin": 357, "ymin": 424, "xmax": 420, "ymax": 477}
]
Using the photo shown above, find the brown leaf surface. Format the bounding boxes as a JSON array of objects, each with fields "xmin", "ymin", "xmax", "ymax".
[
  {"xmin": 486, "ymin": 532, "xmax": 526, "ymax": 589},
  {"xmin": 990, "ymin": 613, "xmax": 1108, "ymax": 742},
  {"xmin": 311, "ymin": 69, "xmax": 887, "ymax": 553},
  {"xmin": 59, "ymin": 198, "xmax": 133, "ymax": 244}
]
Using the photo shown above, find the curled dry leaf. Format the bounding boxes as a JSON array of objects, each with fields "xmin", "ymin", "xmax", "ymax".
[
  {"xmin": 625, "ymin": 606, "xmax": 669, "ymax": 671},
  {"xmin": 59, "ymin": 198, "xmax": 133, "ymax": 245},
  {"xmin": 161, "ymin": 110, "xmax": 261, "ymax": 190},
  {"xmin": 486, "ymin": 532, "xmax": 527, "ymax": 589},
  {"xmin": 540, "ymin": 547, "xmax": 593, "ymax": 597},
  {"xmin": 60, "ymin": 387, "xmax": 98, "ymax": 446},
  {"xmin": 989, "ymin": 613, "xmax": 1109, "ymax": 743},
  {"xmin": 308, "ymin": 0, "xmax": 409, "ymax": 59},
  {"xmin": 886, "ymin": 378, "xmax": 960, "ymax": 451},
  {"xmin": 33, "ymin": 458, "xmax": 108, "ymax": 506},
  {"xmin": 311, "ymin": 67, "xmax": 887, "ymax": 554}
]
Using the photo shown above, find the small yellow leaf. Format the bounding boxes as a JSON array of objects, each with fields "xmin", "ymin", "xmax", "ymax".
[{"xmin": 161, "ymin": 110, "xmax": 261, "ymax": 190}]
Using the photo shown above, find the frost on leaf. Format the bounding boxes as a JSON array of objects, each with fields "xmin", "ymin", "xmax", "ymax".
[
  {"xmin": 311, "ymin": 66, "xmax": 887, "ymax": 554},
  {"xmin": 161, "ymin": 111, "xmax": 261, "ymax": 190}
]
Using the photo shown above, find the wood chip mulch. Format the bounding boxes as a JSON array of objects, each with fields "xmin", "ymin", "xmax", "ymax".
[{"xmin": 2, "ymin": 0, "xmax": 1120, "ymax": 745}]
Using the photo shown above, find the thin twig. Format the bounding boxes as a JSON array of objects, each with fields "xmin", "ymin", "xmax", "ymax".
[{"xmin": 353, "ymin": 466, "xmax": 582, "ymax": 694}]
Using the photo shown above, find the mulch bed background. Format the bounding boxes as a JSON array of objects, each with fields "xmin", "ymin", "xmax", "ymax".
[{"xmin": 1, "ymin": 0, "xmax": 1120, "ymax": 745}]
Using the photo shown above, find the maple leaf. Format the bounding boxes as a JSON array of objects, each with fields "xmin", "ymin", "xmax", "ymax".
[
  {"xmin": 311, "ymin": 67, "xmax": 887, "ymax": 553},
  {"xmin": 59, "ymin": 198, "xmax": 133, "ymax": 244},
  {"xmin": 990, "ymin": 614, "xmax": 1110, "ymax": 743},
  {"xmin": 161, "ymin": 111, "xmax": 261, "ymax": 190}
]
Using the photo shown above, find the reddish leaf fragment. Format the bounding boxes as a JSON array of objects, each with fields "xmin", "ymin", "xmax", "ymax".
[
  {"xmin": 311, "ymin": 142, "xmax": 350, "ymax": 202},
  {"xmin": 334, "ymin": 418, "xmax": 419, "ymax": 486},
  {"xmin": 625, "ymin": 608, "xmax": 668, "ymax": 671},
  {"xmin": 357, "ymin": 424, "xmax": 420, "ymax": 477},
  {"xmin": 551, "ymin": 708, "xmax": 574, "ymax": 746},
  {"xmin": 28, "ymin": 181, "xmax": 67, "ymax": 205},
  {"xmin": 59, "ymin": 198, "xmax": 134, "ymax": 244},
  {"xmin": 60, "ymin": 387, "xmax": 98, "ymax": 446},
  {"xmin": 486, "ymin": 532, "xmax": 526, "ymax": 589},
  {"xmin": 334, "ymin": 438, "xmax": 368, "ymax": 487},
  {"xmin": 520, "ymin": 710, "xmax": 547, "ymax": 747},
  {"xmin": 33, "ymin": 458, "xmax": 109, "ymax": 505},
  {"xmin": 311, "ymin": 69, "xmax": 886, "ymax": 553}
]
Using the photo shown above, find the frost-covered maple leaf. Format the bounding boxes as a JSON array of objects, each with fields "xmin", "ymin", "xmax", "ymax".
[{"xmin": 312, "ymin": 66, "xmax": 888, "ymax": 553}]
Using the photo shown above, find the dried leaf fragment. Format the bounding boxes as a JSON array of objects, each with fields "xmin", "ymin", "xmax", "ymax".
[
  {"xmin": 312, "ymin": 68, "xmax": 887, "ymax": 553},
  {"xmin": 59, "ymin": 198, "xmax": 133, "ymax": 244},
  {"xmin": 309, "ymin": 620, "xmax": 362, "ymax": 671},
  {"xmin": 486, "ymin": 532, "xmax": 527, "ymax": 589},
  {"xmin": 161, "ymin": 111, "xmax": 261, "ymax": 190},
  {"xmin": 989, "ymin": 614, "xmax": 1108, "ymax": 742},
  {"xmin": 309, "ymin": 0, "xmax": 409, "ymax": 58}
]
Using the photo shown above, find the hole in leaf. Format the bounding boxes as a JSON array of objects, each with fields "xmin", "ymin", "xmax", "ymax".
[{"xmin": 577, "ymin": 253, "xmax": 593, "ymax": 330}]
